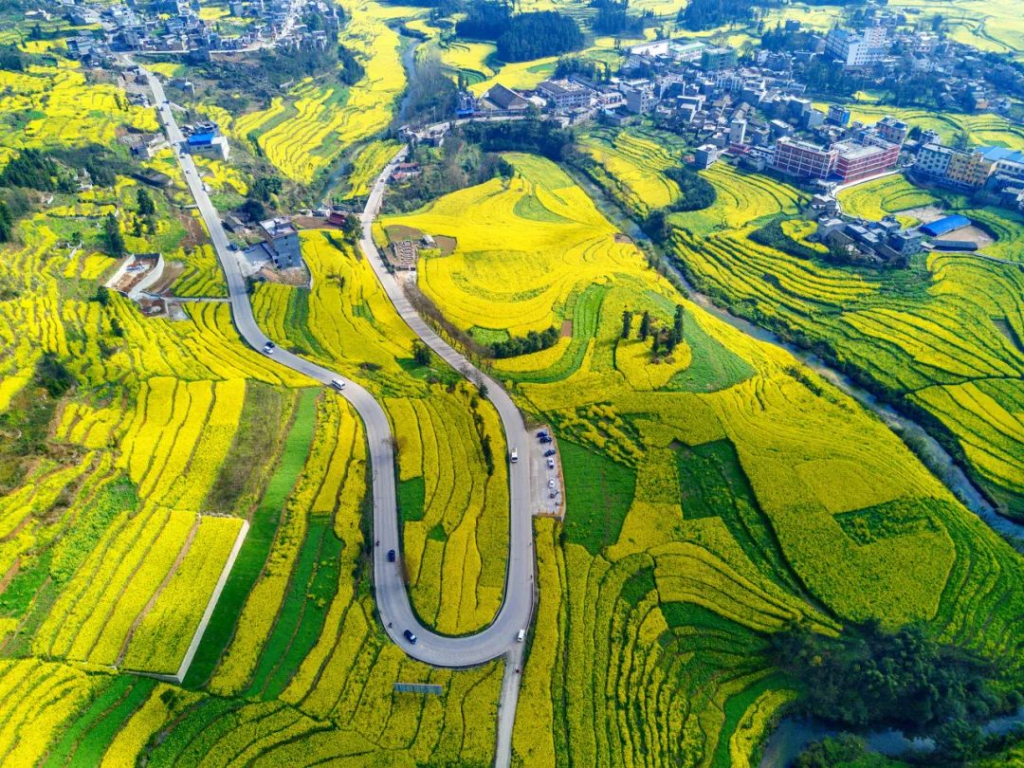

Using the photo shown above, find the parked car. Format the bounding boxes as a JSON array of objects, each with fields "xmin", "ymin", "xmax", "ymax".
[
  {"xmin": 536, "ymin": 430, "xmax": 548, "ymax": 438},
  {"xmin": 548, "ymin": 479, "xmax": 556, "ymax": 489},
  {"xmin": 543, "ymin": 449, "xmax": 556, "ymax": 457},
  {"xmin": 262, "ymin": 341, "xmax": 275, "ymax": 355},
  {"xmin": 387, "ymin": 549, "xmax": 396, "ymax": 562},
  {"xmin": 404, "ymin": 629, "xmax": 417, "ymax": 644},
  {"xmin": 539, "ymin": 436, "xmax": 553, "ymax": 444},
  {"xmin": 547, "ymin": 457, "xmax": 555, "ymax": 469}
]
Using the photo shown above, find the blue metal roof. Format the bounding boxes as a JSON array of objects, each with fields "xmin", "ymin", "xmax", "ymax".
[
  {"xmin": 921, "ymin": 214, "xmax": 971, "ymax": 237},
  {"xmin": 979, "ymin": 146, "xmax": 1024, "ymax": 165},
  {"xmin": 187, "ymin": 132, "xmax": 216, "ymax": 145}
]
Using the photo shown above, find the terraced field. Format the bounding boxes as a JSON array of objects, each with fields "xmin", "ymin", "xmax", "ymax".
[
  {"xmin": 233, "ymin": 0, "xmax": 407, "ymax": 183},
  {"xmin": 837, "ymin": 173, "xmax": 941, "ymax": 226},
  {"xmin": 384, "ymin": 153, "xmax": 1024, "ymax": 764},
  {"xmin": 251, "ymin": 231, "xmax": 509, "ymax": 635},
  {"xmin": 668, "ymin": 163, "xmax": 1024, "ymax": 520},
  {"xmin": 579, "ymin": 126, "xmax": 688, "ymax": 217},
  {"xmin": 0, "ymin": 64, "xmax": 157, "ymax": 159},
  {"xmin": 0, "ymin": 50, "xmax": 500, "ymax": 767}
]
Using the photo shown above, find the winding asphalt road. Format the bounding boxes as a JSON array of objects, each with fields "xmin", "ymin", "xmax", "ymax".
[{"xmin": 140, "ymin": 66, "xmax": 533, "ymax": 766}]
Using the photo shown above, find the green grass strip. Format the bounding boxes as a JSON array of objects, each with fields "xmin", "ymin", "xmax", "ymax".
[
  {"xmin": 246, "ymin": 516, "xmax": 342, "ymax": 699},
  {"xmin": 561, "ymin": 440, "xmax": 636, "ymax": 555},
  {"xmin": 183, "ymin": 388, "xmax": 320, "ymax": 689},
  {"xmin": 261, "ymin": 518, "xmax": 344, "ymax": 700},
  {"xmin": 45, "ymin": 676, "xmax": 157, "ymax": 767},
  {"xmin": 145, "ymin": 699, "xmax": 243, "ymax": 768}
]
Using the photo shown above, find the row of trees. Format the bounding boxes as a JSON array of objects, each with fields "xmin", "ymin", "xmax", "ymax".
[
  {"xmin": 490, "ymin": 326, "xmax": 560, "ymax": 358},
  {"xmin": 621, "ymin": 305, "xmax": 685, "ymax": 355}
]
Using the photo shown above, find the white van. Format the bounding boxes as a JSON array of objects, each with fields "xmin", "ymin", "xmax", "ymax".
[
  {"xmin": 516, "ymin": 629, "xmax": 525, "ymax": 642},
  {"xmin": 331, "ymin": 379, "xmax": 346, "ymax": 392}
]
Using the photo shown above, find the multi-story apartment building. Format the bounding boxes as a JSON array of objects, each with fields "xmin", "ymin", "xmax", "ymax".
[
  {"xmin": 772, "ymin": 138, "xmax": 838, "ymax": 178},
  {"xmin": 916, "ymin": 143, "xmax": 954, "ymax": 178},
  {"xmin": 701, "ymin": 47, "xmax": 737, "ymax": 71},
  {"xmin": 945, "ymin": 149, "xmax": 995, "ymax": 188},
  {"xmin": 915, "ymin": 144, "xmax": 995, "ymax": 190},
  {"xmin": 623, "ymin": 85, "xmax": 656, "ymax": 114},
  {"xmin": 875, "ymin": 116, "xmax": 909, "ymax": 146},
  {"xmin": 536, "ymin": 79, "xmax": 591, "ymax": 110},
  {"xmin": 833, "ymin": 140, "xmax": 900, "ymax": 182},
  {"xmin": 825, "ymin": 25, "xmax": 889, "ymax": 68}
]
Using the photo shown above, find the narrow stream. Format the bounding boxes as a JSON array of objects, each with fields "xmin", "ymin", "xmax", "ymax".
[
  {"xmin": 572, "ymin": 168, "xmax": 1024, "ymax": 543},
  {"xmin": 759, "ymin": 708, "xmax": 1024, "ymax": 767},
  {"xmin": 321, "ymin": 33, "xmax": 421, "ymax": 201}
]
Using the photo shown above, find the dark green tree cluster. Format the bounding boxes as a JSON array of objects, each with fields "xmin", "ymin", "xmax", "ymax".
[
  {"xmin": 490, "ymin": 326, "xmax": 559, "ymax": 358},
  {"xmin": 677, "ymin": 0, "xmax": 759, "ymax": 31},
  {"xmin": 455, "ymin": 0, "xmax": 510, "ymax": 39},
  {"xmin": 0, "ymin": 200, "xmax": 12, "ymax": 243},
  {"xmin": 635, "ymin": 305, "xmax": 684, "ymax": 355},
  {"xmin": 664, "ymin": 166, "xmax": 717, "ymax": 211},
  {"xmin": 0, "ymin": 44, "xmax": 26, "ymax": 72},
  {"xmin": 34, "ymin": 352, "xmax": 76, "ymax": 397},
  {"xmin": 590, "ymin": 0, "xmax": 647, "ymax": 35},
  {"xmin": 400, "ymin": 52, "xmax": 457, "ymax": 125},
  {"xmin": 642, "ymin": 166, "xmax": 717, "ymax": 242},
  {"xmin": 412, "ymin": 340, "xmax": 432, "ymax": 367},
  {"xmin": 461, "ymin": 118, "xmax": 575, "ymax": 163},
  {"xmin": 104, "ymin": 212, "xmax": 125, "ymax": 258},
  {"xmin": 771, "ymin": 622, "xmax": 1014, "ymax": 733},
  {"xmin": 496, "ymin": 11, "xmax": 584, "ymax": 62},
  {"xmin": 748, "ymin": 219, "xmax": 821, "ymax": 260},
  {"xmin": 383, "ymin": 135, "xmax": 510, "ymax": 213},
  {"xmin": 555, "ymin": 55, "xmax": 611, "ymax": 83},
  {"xmin": 250, "ymin": 176, "xmax": 283, "ymax": 202},
  {"xmin": 0, "ymin": 149, "xmax": 72, "ymax": 192},
  {"xmin": 455, "ymin": 2, "xmax": 583, "ymax": 61}
]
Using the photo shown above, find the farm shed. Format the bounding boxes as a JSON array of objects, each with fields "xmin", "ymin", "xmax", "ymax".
[{"xmin": 921, "ymin": 214, "xmax": 971, "ymax": 237}]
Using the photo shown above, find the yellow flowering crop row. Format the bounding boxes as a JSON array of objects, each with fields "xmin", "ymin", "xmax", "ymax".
[
  {"xmin": 77, "ymin": 507, "xmax": 197, "ymax": 665},
  {"xmin": 579, "ymin": 127, "xmax": 684, "ymax": 216},
  {"xmin": 0, "ymin": 62, "xmax": 157, "ymax": 155},
  {"xmin": 387, "ymin": 154, "xmax": 639, "ymax": 336},
  {"xmin": 511, "ymin": 519, "xmax": 562, "ymax": 766},
  {"xmin": 670, "ymin": 161, "xmax": 1024, "ymax": 518},
  {"xmin": 211, "ymin": 392, "xmax": 359, "ymax": 694},
  {"xmin": 241, "ymin": 1, "xmax": 406, "ymax": 183},
  {"xmin": 0, "ymin": 660, "xmax": 104, "ymax": 765},
  {"xmin": 124, "ymin": 515, "xmax": 245, "ymax": 674},
  {"xmin": 100, "ymin": 683, "xmax": 202, "ymax": 768},
  {"xmin": 837, "ymin": 173, "xmax": 938, "ymax": 224}
]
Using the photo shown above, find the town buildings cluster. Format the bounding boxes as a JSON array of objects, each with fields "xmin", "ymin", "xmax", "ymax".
[
  {"xmin": 31, "ymin": 0, "xmax": 333, "ymax": 63},
  {"xmin": 465, "ymin": 10, "xmax": 1023, "ymax": 215}
]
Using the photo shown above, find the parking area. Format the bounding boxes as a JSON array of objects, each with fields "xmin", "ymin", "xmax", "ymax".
[{"xmin": 529, "ymin": 426, "xmax": 564, "ymax": 518}]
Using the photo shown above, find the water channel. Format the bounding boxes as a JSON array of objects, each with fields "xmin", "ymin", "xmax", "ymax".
[{"xmin": 759, "ymin": 707, "xmax": 1024, "ymax": 767}]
